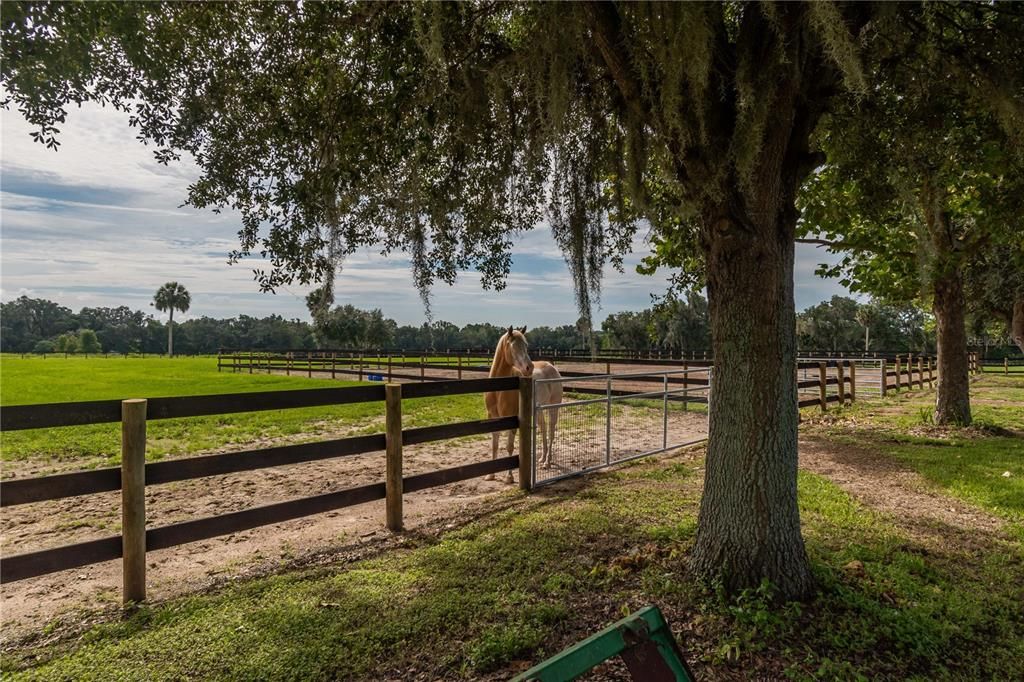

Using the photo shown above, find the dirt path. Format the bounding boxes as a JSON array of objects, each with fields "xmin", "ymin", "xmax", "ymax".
[
  {"xmin": 798, "ymin": 435, "xmax": 1006, "ymax": 539},
  {"xmin": 3, "ymin": 392, "xmax": 1004, "ymax": 642},
  {"xmin": 0, "ymin": 402, "xmax": 708, "ymax": 641},
  {"xmin": 0, "ymin": 434, "xmax": 518, "ymax": 639}
]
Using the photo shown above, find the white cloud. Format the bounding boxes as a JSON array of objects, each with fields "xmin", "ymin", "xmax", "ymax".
[{"xmin": 2, "ymin": 101, "xmax": 854, "ymax": 327}]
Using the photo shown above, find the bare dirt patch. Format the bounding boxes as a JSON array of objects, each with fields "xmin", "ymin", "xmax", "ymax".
[
  {"xmin": 799, "ymin": 435, "xmax": 1005, "ymax": 540},
  {"xmin": 0, "ymin": 433, "xmax": 520, "ymax": 639},
  {"xmin": 1, "ymin": 401, "xmax": 707, "ymax": 641}
]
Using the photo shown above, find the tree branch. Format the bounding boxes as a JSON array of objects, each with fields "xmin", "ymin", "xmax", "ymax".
[
  {"xmin": 795, "ymin": 238, "xmax": 915, "ymax": 260},
  {"xmin": 580, "ymin": 2, "xmax": 647, "ymax": 123}
]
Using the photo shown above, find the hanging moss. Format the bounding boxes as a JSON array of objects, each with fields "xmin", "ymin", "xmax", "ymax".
[{"xmin": 3, "ymin": 1, "xmax": 1019, "ymax": 323}]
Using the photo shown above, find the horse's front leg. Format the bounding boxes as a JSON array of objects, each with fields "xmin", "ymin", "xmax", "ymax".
[
  {"xmin": 484, "ymin": 431, "xmax": 499, "ymax": 481},
  {"xmin": 504, "ymin": 429, "xmax": 516, "ymax": 483},
  {"xmin": 547, "ymin": 406, "xmax": 559, "ymax": 469},
  {"xmin": 536, "ymin": 410, "xmax": 550, "ymax": 468}
]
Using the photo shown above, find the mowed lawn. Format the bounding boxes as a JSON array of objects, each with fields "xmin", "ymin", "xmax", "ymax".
[
  {"xmin": 0, "ymin": 355, "xmax": 488, "ymax": 472},
  {"xmin": 3, "ymin": 372, "xmax": 1022, "ymax": 679},
  {"xmin": 809, "ymin": 373, "xmax": 1024, "ymax": 538},
  {"xmin": 981, "ymin": 364, "xmax": 1024, "ymax": 374}
]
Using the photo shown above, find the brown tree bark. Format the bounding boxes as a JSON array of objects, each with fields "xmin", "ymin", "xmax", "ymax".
[
  {"xmin": 682, "ymin": 1, "xmax": 829, "ymax": 600},
  {"xmin": 1011, "ymin": 294, "xmax": 1024, "ymax": 354},
  {"xmin": 691, "ymin": 199, "xmax": 814, "ymax": 600},
  {"xmin": 924, "ymin": 194, "xmax": 971, "ymax": 426},
  {"xmin": 933, "ymin": 270, "xmax": 971, "ymax": 424},
  {"xmin": 584, "ymin": 1, "xmax": 826, "ymax": 601}
]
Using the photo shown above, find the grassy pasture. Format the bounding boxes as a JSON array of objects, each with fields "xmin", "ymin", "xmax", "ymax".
[
  {"xmin": 0, "ymin": 355, "xmax": 487, "ymax": 472},
  {"xmin": 809, "ymin": 373, "xmax": 1024, "ymax": 538},
  {"xmin": 223, "ymin": 353, "xmax": 489, "ymax": 365},
  {"xmin": 981, "ymin": 365, "xmax": 1024, "ymax": 374},
  {"xmin": 3, "ymin": 369, "xmax": 1022, "ymax": 679}
]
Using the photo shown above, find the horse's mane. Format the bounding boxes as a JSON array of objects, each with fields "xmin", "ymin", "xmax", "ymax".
[{"xmin": 490, "ymin": 333, "xmax": 509, "ymax": 377}]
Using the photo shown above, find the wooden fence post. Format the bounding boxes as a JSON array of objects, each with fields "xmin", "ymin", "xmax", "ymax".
[
  {"xmin": 917, "ymin": 357, "xmax": 924, "ymax": 389},
  {"xmin": 518, "ymin": 376, "xmax": 534, "ymax": 491},
  {"xmin": 457, "ymin": 355, "xmax": 462, "ymax": 380},
  {"xmin": 121, "ymin": 399, "xmax": 147, "ymax": 606},
  {"xmin": 848, "ymin": 361, "xmax": 856, "ymax": 403},
  {"xmin": 358, "ymin": 355, "xmax": 364, "ymax": 382},
  {"xmin": 880, "ymin": 359, "xmax": 887, "ymax": 397},
  {"xmin": 385, "ymin": 384, "xmax": 403, "ymax": 532},
  {"xmin": 894, "ymin": 355, "xmax": 901, "ymax": 392},
  {"xmin": 387, "ymin": 354, "xmax": 393, "ymax": 382},
  {"xmin": 836, "ymin": 360, "xmax": 846, "ymax": 407},
  {"xmin": 819, "ymin": 362, "xmax": 828, "ymax": 412},
  {"xmin": 420, "ymin": 356, "xmax": 425, "ymax": 381}
]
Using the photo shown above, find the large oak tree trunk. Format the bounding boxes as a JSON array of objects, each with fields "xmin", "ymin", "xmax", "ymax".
[
  {"xmin": 923, "ymin": 193, "xmax": 971, "ymax": 426},
  {"xmin": 690, "ymin": 202, "xmax": 814, "ymax": 601},
  {"xmin": 583, "ymin": 1, "xmax": 826, "ymax": 601},
  {"xmin": 933, "ymin": 270, "xmax": 971, "ymax": 424}
]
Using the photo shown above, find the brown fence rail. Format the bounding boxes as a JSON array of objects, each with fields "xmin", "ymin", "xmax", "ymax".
[
  {"xmin": 220, "ymin": 353, "xmax": 888, "ymax": 412},
  {"xmin": 1, "ymin": 456, "xmax": 520, "ymax": 583},
  {"xmin": 3, "ymin": 350, "xmax": 979, "ymax": 595},
  {"xmin": 0, "ymin": 415, "xmax": 519, "ymax": 508},
  {"xmin": 0, "ymin": 376, "xmax": 523, "ymax": 596},
  {"xmin": 0, "ymin": 377, "xmax": 516, "ymax": 432}
]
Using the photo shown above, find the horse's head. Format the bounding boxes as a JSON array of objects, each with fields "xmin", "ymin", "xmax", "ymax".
[{"xmin": 502, "ymin": 325, "xmax": 533, "ymax": 377}]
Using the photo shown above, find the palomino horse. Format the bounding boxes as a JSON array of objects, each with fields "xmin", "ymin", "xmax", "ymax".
[{"xmin": 484, "ymin": 326, "xmax": 563, "ymax": 482}]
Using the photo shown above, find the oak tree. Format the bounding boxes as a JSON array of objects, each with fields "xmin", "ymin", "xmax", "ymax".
[{"xmin": 5, "ymin": 1, "xmax": 1019, "ymax": 598}]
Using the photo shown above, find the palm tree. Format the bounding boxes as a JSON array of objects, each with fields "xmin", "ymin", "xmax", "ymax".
[
  {"xmin": 855, "ymin": 305, "xmax": 877, "ymax": 352},
  {"xmin": 152, "ymin": 282, "xmax": 191, "ymax": 357}
]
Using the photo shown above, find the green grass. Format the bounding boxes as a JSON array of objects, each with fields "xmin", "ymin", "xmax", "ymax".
[
  {"xmin": 226, "ymin": 353, "xmax": 488, "ymax": 366},
  {"xmin": 3, "ymin": 360, "xmax": 1022, "ymax": 679},
  {"xmin": 981, "ymin": 364, "xmax": 1024, "ymax": 374},
  {"xmin": 5, "ymin": 452, "xmax": 1022, "ymax": 680},
  {"xmin": 0, "ymin": 355, "xmax": 486, "ymax": 471},
  {"xmin": 809, "ymin": 374, "xmax": 1024, "ymax": 536},
  {"xmin": 884, "ymin": 437, "xmax": 1023, "ymax": 530}
]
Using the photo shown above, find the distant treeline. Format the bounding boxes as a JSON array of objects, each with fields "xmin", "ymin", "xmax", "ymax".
[
  {"xmin": 0, "ymin": 297, "xmax": 315, "ymax": 355},
  {"xmin": 2, "ymin": 294, "xmax": 1016, "ymax": 358}
]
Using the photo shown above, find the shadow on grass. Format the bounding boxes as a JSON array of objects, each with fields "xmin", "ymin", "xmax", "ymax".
[{"xmin": 4, "ymin": 454, "xmax": 1023, "ymax": 681}]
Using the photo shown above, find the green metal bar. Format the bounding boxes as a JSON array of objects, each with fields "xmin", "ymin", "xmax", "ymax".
[{"xmin": 511, "ymin": 605, "xmax": 694, "ymax": 682}]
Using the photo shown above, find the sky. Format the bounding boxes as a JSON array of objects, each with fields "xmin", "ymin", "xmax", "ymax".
[{"xmin": 1, "ymin": 102, "xmax": 851, "ymax": 327}]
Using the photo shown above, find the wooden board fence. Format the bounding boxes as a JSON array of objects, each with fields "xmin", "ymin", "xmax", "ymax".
[{"xmin": 0, "ymin": 377, "xmax": 524, "ymax": 600}]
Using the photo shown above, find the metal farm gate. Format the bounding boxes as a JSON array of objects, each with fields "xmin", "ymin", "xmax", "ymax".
[{"xmin": 531, "ymin": 369, "xmax": 712, "ymax": 487}]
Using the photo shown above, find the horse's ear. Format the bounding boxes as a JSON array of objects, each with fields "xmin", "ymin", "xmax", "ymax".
[
  {"xmin": 507, "ymin": 325, "xmax": 513, "ymax": 337},
  {"xmin": 519, "ymin": 325, "xmax": 527, "ymax": 333}
]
